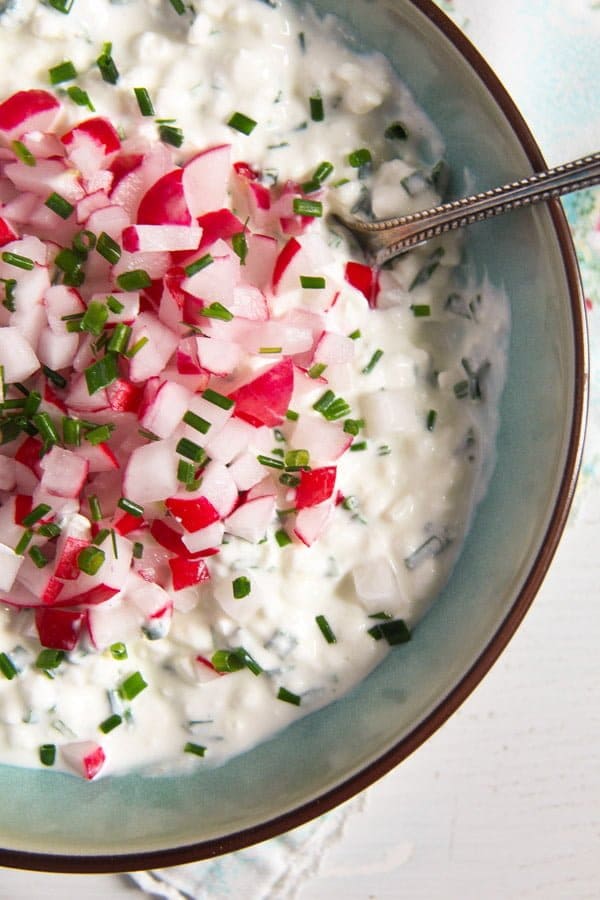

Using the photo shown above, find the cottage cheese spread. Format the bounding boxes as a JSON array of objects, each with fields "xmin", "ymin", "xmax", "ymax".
[{"xmin": 0, "ymin": 0, "xmax": 509, "ymax": 778}]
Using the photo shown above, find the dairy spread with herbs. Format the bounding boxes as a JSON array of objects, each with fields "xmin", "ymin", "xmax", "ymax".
[{"xmin": 0, "ymin": 0, "xmax": 509, "ymax": 779}]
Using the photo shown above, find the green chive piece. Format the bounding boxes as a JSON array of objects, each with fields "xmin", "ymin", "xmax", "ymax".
[
  {"xmin": 39, "ymin": 744, "xmax": 56, "ymax": 766},
  {"xmin": 1, "ymin": 251, "xmax": 34, "ymax": 271},
  {"xmin": 49, "ymin": 60, "xmax": 78, "ymax": 84},
  {"xmin": 81, "ymin": 300, "xmax": 109, "ymax": 336},
  {"xmin": 96, "ymin": 232, "xmax": 121, "ymax": 264},
  {"xmin": 132, "ymin": 541, "xmax": 144, "ymax": 559},
  {"xmin": 48, "ymin": 0, "xmax": 74, "ymax": 12},
  {"xmin": 279, "ymin": 472, "xmax": 300, "ymax": 487},
  {"xmin": 313, "ymin": 160, "xmax": 334, "ymax": 183},
  {"xmin": 348, "ymin": 148, "xmax": 372, "ymax": 168},
  {"xmin": 310, "ymin": 95, "xmax": 324, "ymax": 122},
  {"xmin": 92, "ymin": 528, "xmax": 110, "ymax": 547},
  {"xmin": 200, "ymin": 302, "xmax": 234, "ymax": 322},
  {"xmin": 300, "ymin": 275, "xmax": 326, "ymax": 289},
  {"xmin": 14, "ymin": 530, "xmax": 34, "ymax": 556},
  {"xmin": 257, "ymin": 454, "xmax": 285, "ymax": 470},
  {"xmin": 183, "ymin": 410, "xmax": 211, "ymax": 434},
  {"xmin": 177, "ymin": 459, "xmax": 197, "ymax": 485},
  {"xmin": 1, "ymin": 277, "xmax": 17, "ymax": 310},
  {"xmin": 367, "ymin": 618, "xmax": 411, "ymax": 646},
  {"xmin": 22, "ymin": 504, "xmax": 52, "ymax": 528},
  {"xmin": 77, "ymin": 545, "xmax": 105, "ymax": 576},
  {"xmin": 85, "ymin": 354, "xmax": 118, "ymax": 394},
  {"xmin": 125, "ymin": 337, "xmax": 148, "ymax": 359},
  {"xmin": 293, "ymin": 198, "xmax": 322, "ymax": 217},
  {"xmin": 96, "ymin": 42, "xmax": 119, "ymax": 85},
  {"xmin": 426, "ymin": 409, "xmax": 437, "ymax": 431},
  {"xmin": 117, "ymin": 269, "xmax": 151, "ymax": 291},
  {"xmin": 275, "ymin": 528, "xmax": 292, "ymax": 547},
  {"xmin": 117, "ymin": 497, "xmax": 144, "ymax": 517},
  {"xmin": 107, "ymin": 323, "xmax": 131, "ymax": 355},
  {"xmin": 72, "ymin": 229, "xmax": 96, "ymax": 256},
  {"xmin": 85, "ymin": 424, "xmax": 113, "ymax": 446},
  {"xmin": 227, "ymin": 111, "xmax": 257, "ymax": 135},
  {"xmin": 316, "ymin": 614, "xmax": 337, "ymax": 644},
  {"xmin": 118, "ymin": 671, "xmax": 148, "ymax": 701},
  {"xmin": 349, "ymin": 440, "xmax": 368, "ymax": 452},
  {"xmin": 88, "ymin": 494, "xmax": 103, "ymax": 522},
  {"xmin": 277, "ymin": 687, "xmax": 301, "ymax": 706},
  {"xmin": 284, "ymin": 449, "xmax": 309, "ymax": 469},
  {"xmin": 259, "ymin": 347, "xmax": 282, "ymax": 355},
  {"xmin": 36, "ymin": 649, "xmax": 64, "ymax": 670},
  {"xmin": 54, "ymin": 247, "xmax": 81, "ymax": 275},
  {"xmin": 232, "ymin": 576, "xmax": 251, "ymax": 599},
  {"xmin": 202, "ymin": 388, "xmax": 234, "ymax": 411},
  {"xmin": 169, "ymin": 0, "xmax": 186, "ymax": 14},
  {"xmin": 105, "ymin": 294, "xmax": 124, "ymax": 314},
  {"xmin": 362, "ymin": 349, "xmax": 384, "ymax": 374},
  {"xmin": 67, "ymin": 85, "xmax": 95, "ymax": 111},
  {"xmin": 60, "ymin": 416, "xmax": 80, "ymax": 447},
  {"xmin": 110, "ymin": 641, "xmax": 128, "ymax": 660},
  {"xmin": 307, "ymin": 363, "xmax": 327, "ymax": 379},
  {"xmin": 99, "ymin": 714, "xmax": 122, "ymax": 734},
  {"xmin": 285, "ymin": 409, "xmax": 299, "ymax": 422},
  {"xmin": 409, "ymin": 247, "xmax": 445, "ymax": 291},
  {"xmin": 158, "ymin": 123, "xmax": 184, "ymax": 148},
  {"xmin": 38, "ymin": 522, "xmax": 61, "ymax": 539},
  {"xmin": 184, "ymin": 742, "xmax": 206, "ymax": 757},
  {"xmin": 42, "ymin": 365, "xmax": 67, "ymax": 389},
  {"xmin": 348, "ymin": 329, "xmax": 361, "ymax": 340},
  {"xmin": 410, "ymin": 304, "xmax": 431, "ymax": 317},
  {"xmin": 0, "ymin": 652, "xmax": 18, "ymax": 680},
  {"xmin": 29, "ymin": 546, "xmax": 49, "ymax": 568},
  {"xmin": 44, "ymin": 191, "xmax": 74, "ymax": 219},
  {"xmin": 23, "ymin": 391, "xmax": 42, "ymax": 417},
  {"xmin": 184, "ymin": 253, "xmax": 213, "ymax": 277},
  {"xmin": 385, "ymin": 120, "xmax": 409, "ymax": 140},
  {"xmin": 211, "ymin": 649, "xmax": 245, "ymax": 673},
  {"xmin": 176, "ymin": 438, "xmax": 207, "ymax": 464},
  {"xmin": 343, "ymin": 418, "xmax": 363, "ymax": 436},
  {"xmin": 134, "ymin": 87, "xmax": 155, "ymax": 116},
  {"xmin": 11, "ymin": 140, "xmax": 36, "ymax": 167},
  {"xmin": 312, "ymin": 391, "xmax": 351, "ymax": 421},
  {"xmin": 232, "ymin": 232, "xmax": 248, "ymax": 264},
  {"xmin": 453, "ymin": 380, "xmax": 470, "ymax": 399}
]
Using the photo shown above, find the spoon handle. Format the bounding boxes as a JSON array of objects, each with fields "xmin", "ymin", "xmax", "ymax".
[{"xmin": 343, "ymin": 152, "xmax": 600, "ymax": 265}]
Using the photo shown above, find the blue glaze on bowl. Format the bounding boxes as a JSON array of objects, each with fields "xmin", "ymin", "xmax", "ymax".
[{"xmin": 0, "ymin": 0, "xmax": 586, "ymax": 867}]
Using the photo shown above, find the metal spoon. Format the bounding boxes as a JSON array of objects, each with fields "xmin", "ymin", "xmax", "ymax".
[{"xmin": 333, "ymin": 151, "xmax": 600, "ymax": 266}]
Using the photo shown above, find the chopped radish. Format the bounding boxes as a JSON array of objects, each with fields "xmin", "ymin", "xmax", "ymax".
[
  {"xmin": 294, "ymin": 467, "xmax": 337, "ymax": 509},
  {"xmin": 344, "ymin": 260, "xmax": 380, "ymax": 308},
  {"xmin": 182, "ymin": 144, "xmax": 231, "ymax": 217},
  {"xmin": 293, "ymin": 503, "xmax": 333, "ymax": 546},
  {"xmin": 61, "ymin": 741, "xmax": 106, "ymax": 781},
  {"xmin": 181, "ymin": 521, "xmax": 225, "ymax": 554},
  {"xmin": 224, "ymin": 495, "xmax": 275, "ymax": 543},
  {"xmin": 35, "ymin": 607, "xmax": 85, "ymax": 650},
  {"xmin": 122, "ymin": 224, "xmax": 202, "ymax": 253},
  {"xmin": 229, "ymin": 358, "xmax": 294, "ymax": 427},
  {"xmin": 0, "ymin": 543, "xmax": 23, "ymax": 593},
  {"xmin": 0, "ymin": 326, "xmax": 39, "ymax": 382},
  {"xmin": 39, "ymin": 446, "xmax": 89, "ymax": 499},
  {"xmin": 196, "ymin": 208, "xmax": 243, "ymax": 251},
  {"xmin": 168, "ymin": 556, "xmax": 211, "ymax": 591},
  {"xmin": 139, "ymin": 379, "xmax": 192, "ymax": 439},
  {"xmin": 137, "ymin": 167, "xmax": 191, "ymax": 226},
  {"xmin": 123, "ymin": 437, "xmax": 179, "ymax": 504},
  {"xmin": 165, "ymin": 496, "xmax": 220, "ymax": 533},
  {"xmin": 0, "ymin": 90, "xmax": 61, "ymax": 140}
]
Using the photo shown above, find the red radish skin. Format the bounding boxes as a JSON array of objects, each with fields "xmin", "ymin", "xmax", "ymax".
[
  {"xmin": 295, "ymin": 467, "xmax": 337, "ymax": 509},
  {"xmin": 344, "ymin": 260, "xmax": 380, "ymax": 308},
  {"xmin": 35, "ymin": 607, "xmax": 85, "ymax": 650},
  {"xmin": 229, "ymin": 358, "xmax": 294, "ymax": 427},
  {"xmin": 168, "ymin": 556, "xmax": 211, "ymax": 591},
  {"xmin": 165, "ymin": 496, "xmax": 221, "ymax": 533},
  {"xmin": 137, "ymin": 168, "xmax": 192, "ymax": 226},
  {"xmin": 0, "ymin": 90, "xmax": 61, "ymax": 140}
]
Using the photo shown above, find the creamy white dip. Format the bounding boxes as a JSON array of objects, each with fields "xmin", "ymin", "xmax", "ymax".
[{"xmin": 0, "ymin": 0, "xmax": 509, "ymax": 777}]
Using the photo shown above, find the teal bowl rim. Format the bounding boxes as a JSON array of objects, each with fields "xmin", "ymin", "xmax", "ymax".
[{"xmin": 0, "ymin": 0, "xmax": 589, "ymax": 874}]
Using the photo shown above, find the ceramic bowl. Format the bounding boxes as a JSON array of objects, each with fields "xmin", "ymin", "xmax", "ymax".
[{"xmin": 0, "ymin": 0, "xmax": 587, "ymax": 872}]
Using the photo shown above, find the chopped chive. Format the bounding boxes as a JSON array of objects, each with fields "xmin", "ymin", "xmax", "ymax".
[
  {"xmin": 313, "ymin": 160, "xmax": 334, "ymax": 183},
  {"xmin": 11, "ymin": 140, "xmax": 36, "ymax": 167},
  {"xmin": 177, "ymin": 459, "xmax": 196, "ymax": 484},
  {"xmin": 279, "ymin": 473, "xmax": 299, "ymax": 487},
  {"xmin": 134, "ymin": 87, "xmax": 155, "ymax": 116},
  {"xmin": 202, "ymin": 388, "xmax": 234, "ymax": 411},
  {"xmin": 38, "ymin": 522, "xmax": 61, "ymax": 539},
  {"xmin": 132, "ymin": 541, "xmax": 144, "ymax": 559},
  {"xmin": 362, "ymin": 349, "xmax": 384, "ymax": 374},
  {"xmin": 48, "ymin": 0, "xmax": 74, "ymax": 12},
  {"xmin": 183, "ymin": 410, "xmax": 211, "ymax": 434},
  {"xmin": 343, "ymin": 418, "xmax": 363, "ymax": 436},
  {"xmin": 385, "ymin": 120, "xmax": 409, "ymax": 140},
  {"xmin": 377, "ymin": 444, "xmax": 391, "ymax": 456},
  {"xmin": 410, "ymin": 304, "xmax": 431, "ymax": 317},
  {"xmin": 277, "ymin": 686, "xmax": 301, "ymax": 706},
  {"xmin": 232, "ymin": 232, "xmax": 248, "ymax": 264},
  {"xmin": 45, "ymin": 191, "xmax": 74, "ymax": 219},
  {"xmin": 72, "ymin": 229, "xmax": 96, "ymax": 256},
  {"xmin": 96, "ymin": 232, "xmax": 121, "ymax": 264},
  {"xmin": 307, "ymin": 363, "xmax": 327, "ymax": 379},
  {"xmin": 81, "ymin": 300, "xmax": 109, "ymax": 336},
  {"xmin": 67, "ymin": 85, "xmax": 95, "ymax": 111},
  {"xmin": 200, "ymin": 302, "xmax": 234, "ymax": 322},
  {"xmin": 61, "ymin": 416, "xmax": 80, "ymax": 446},
  {"xmin": 1, "ymin": 251, "xmax": 34, "ymax": 271},
  {"xmin": 349, "ymin": 440, "xmax": 368, "ymax": 452},
  {"xmin": 232, "ymin": 576, "xmax": 251, "ymax": 599},
  {"xmin": 300, "ymin": 178, "xmax": 320, "ymax": 195},
  {"xmin": 23, "ymin": 390, "xmax": 42, "ymax": 417},
  {"xmin": 85, "ymin": 354, "xmax": 118, "ymax": 394},
  {"xmin": 284, "ymin": 449, "xmax": 309, "ymax": 469},
  {"xmin": 92, "ymin": 528, "xmax": 110, "ymax": 547},
  {"xmin": 39, "ymin": 744, "xmax": 56, "ymax": 766},
  {"xmin": 313, "ymin": 390, "xmax": 335, "ymax": 413},
  {"xmin": 348, "ymin": 148, "xmax": 372, "ymax": 168},
  {"xmin": 29, "ymin": 546, "xmax": 49, "ymax": 569},
  {"xmin": 77, "ymin": 545, "xmax": 105, "ymax": 576},
  {"xmin": 184, "ymin": 742, "xmax": 206, "ymax": 757},
  {"xmin": 293, "ymin": 198, "xmax": 322, "ymax": 217},
  {"xmin": 348, "ymin": 329, "xmax": 361, "ymax": 341},
  {"xmin": 0, "ymin": 652, "xmax": 18, "ymax": 680},
  {"xmin": 300, "ymin": 275, "xmax": 326, "ymax": 289},
  {"xmin": 316, "ymin": 614, "xmax": 337, "ymax": 644},
  {"xmin": 275, "ymin": 528, "xmax": 292, "ymax": 547},
  {"xmin": 22, "ymin": 504, "xmax": 52, "ymax": 528},
  {"xmin": 285, "ymin": 409, "xmax": 299, "ymax": 422},
  {"xmin": 105, "ymin": 294, "xmax": 124, "ymax": 314},
  {"xmin": 367, "ymin": 618, "xmax": 411, "ymax": 645},
  {"xmin": 125, "ymin": 336, "xmax": 149, "ymax": 359},
  {"xmin": 176, "ymin": 437, "xmax": 208, "ymax": 464},
  {"xmin": 309, "ymin": 95, "xmax": 324, "ymax": 122},
  {"xmin": 14, "ymin": 529, "xmax": 34, "ymax": 556},
  {"xmin": 42, "ymin": 365, "xmax": 67, "ymax": 389},
  {"xmin": 107, "ymin": 323, "xmax": 132, "ymax": 355},
  {"xmin": 1, "ymin": 277, "xmax": 17, "ymax": 311},
  {"xmin": 168, "ymin": 0, "xmax": 186, "ymax": 13},
  {"xmin": 184, "ymin": 253, "xmax": 213, "ymax": 277},
  {"xmin": 138, "ymin": 427, "xmax": 160, "ymax": 442},
  {"xmin": 257, "ymin": 454, "xmax": 285, "ymax": 470},
  {"xmin": 453, "ymin": 380, "xmax": 470, "ymax": 399},
  {"xmin": 426, "ymin": 409, "xmax": 437, "ymax": 431},
  {"xmin": 158, "ymin": 123, "xmax": 184, "ymax": 147},
  {"xmin": 36, "ymin": 649, "xmax": 64, "ymax": 670},
  {"xmin": 271, "ymin": 448, "xmax": 285, "ymax": 458},
  {"xmin": 273, "ymin": 428, "xmax": 285, "ymax": 442},
  {"xmin": 85, "ymin": 424, "xmax": 113, "ymax": 446},
  {"xmin": 118, "ymin": 671, "xmax": 147, "ymax": 701},
  {"xmin": 96, "ymin": 42, "xmax": 119, "ymax": 84},
  {"xmin": 88, "ymin": 494, "xmax": 103, "ymax": 522},
  {"xmin": 227, "ymin": 111, "xmax": 257, "ymax": 135},
  {"xmin": 99, "ymin": 714, "xmax": 122, "ymax": 734},
  {"xmin": 117, "ymin": 497, "xmax": 144, "ymax": 517},
  {"xmin": 211, "ymin": 649, "xmax": 245, "ymax": 673},
  {"xmin": 259, "ymin": 346, "xmax": 282, "ymax": 355},
  {"xmin": 116, "ymin": 269, "xmax": 151, "ymax": 291},
  {"xmin": 110, "ymin": 642, "xmax": 128, "ymax": 660},
  {"xmin": 409, "ymin": 247, "xmax": 445, "ymax": 291},
  {"xmin": 54, "ymin": 247, "xmax": 80, "ymax": 275}
]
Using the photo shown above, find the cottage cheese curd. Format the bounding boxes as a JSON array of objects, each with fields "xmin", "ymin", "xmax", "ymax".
[{"xmin": 0, "ymin": 0, "xmax": 509, "ymax": 778}]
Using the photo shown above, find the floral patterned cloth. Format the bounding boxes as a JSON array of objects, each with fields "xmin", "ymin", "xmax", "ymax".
[{"xmin": 130, "ymin": 1, "xmax": 599, "ymax": 896}]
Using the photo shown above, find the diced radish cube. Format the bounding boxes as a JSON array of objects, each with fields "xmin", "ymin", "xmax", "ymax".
[
  {"xmin": 224, "ymin": 495, "xmax": 275, "ymax": 543},
  {"xmin": 0, "ymin": 90, "xmax": 61, "ymax": 140},
  {"xmin": 228, "ymin": 358, "xmax": 294, "ymax": 427},
  {"xmin": 106, "ymin": 378, "xmax": 143, "ymax": 413},
  {"xmin": 37, "ymin": 328, "xmax": 79, "ymax": 371},
  {"xmin": 137, "ymin": 167, "xmax": 191, "ymax": 226},
  {"xmin": 165, "ymin": 496, "xmax": 220, "ymax": 533},
  {"xmin": 0, "ymin": 456, "xmax": 16, "ymax": 492},
  {"xmin": 39, "ymin": 446, "xmax": 89, "ymax": 499},
  {"xmin": 53, "ymin": 536, "xmax": 91, "ymax": 581},
  {"xmin": 244, "ymin": 232, "xmax": 278, "ymax": 290},
  {"xmin": 195, "ymin": 335, "xmax": 240, "ymax": 376},
  {"xmin": 123, "ymin": 437, "xmax": 179, "ymax": 504},
  {"xmin": 0, "ymin": 326, "xmax": 39, "ymax": 382},
  {"xmin": 181, "ymin": 249, "xmax": 238, "ymax": 305},
  {"xmin": 290, "ymin": 415, "xmax": 352, "ymax": 464},
  {"xmin": 35, "ymin": 607, "xmax": 85, "ymax": 650},
  {"xmin": 61, "ymin": 117, "xmax": 121, "ymax": 176},
  {"xmin": 74, "ymin": 441, "xmax": 119, "ymax": 473},
  {"xmin": 196, "ymin": 208, "xmax": 243, "ymax": 251},
  {"xmin": 139, "ymin": 379, "xmax": 192, "ymax": 439},
  {"xmin": 127, "ymin": 312, "xmax": 179, "ymax": 382},
  {"xmin": 203, "ymin": 418, "xmax": 259, "ymax": 465},
  {"xmin": 0, "ymin": 216, "xmax": 18, "ymax": 247},
  {"xmin": 90, "ymin": 291, "xmax": 139, "ymax": 324},
  {"xmin": 66, "ymin": 374, "xmax": 110, "ymax": 413},
  {"xmin": 228, "ymin": 284, "xmax": 269, "ymax": 321},
  {"xmin": 168, "ymin": 556, "xmax": 211, "ymax": 591},
  {"xmin": 352, "ymin": 556, "xmax": 398, "ymax": 609},
  {"xmin": 61, "ymin": 741, "xmax": 106, "ymax": 780},
  {"xmin": 182, "ymin": 392, "xmax": 234, "ymax": 441},
  {"xmin": 190, "ymin": 461, "xmax": 238, "ymax": 517},
  {"xmin": 294, "ymin": 467, "xmax": 337, "ymax": 509},
  {"xmin": 344, "ymin": 260, "xmax": 380, "ymax": 308},
  {"xmin": 4, "ymin": 159, "xmax": 85, "ymax": 203},
  {"xmin": 312, "ymin": 331, "xmax": 355, "ymax": 366},
  {"xmin": 44, "ymin": 285, "xmax": 85, "ymax": 335},
  {"xmin": 87, "ymin": 601, "xmax": 141, "ymax": 650},
  {"xmin": 293, "ymin": 503, "xmax": 333, "ymax": 546},
  {"xmin": 227, "ymin": 451, "xmax": 265, "ymax": 491},
  {"xmin": 181, "ymin": 521, "xmax": 225, "ymax": 554},
  {"xmin": 122, "ymin": 224, "xmax": 202, "ymax": 253},
  {"xmin": 182, "ymin": 144, "xmax": 231, "ymax": 217},
  {"xmin": 0, "ymin": 543, "xmax": 23, "ymax": 592}
]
